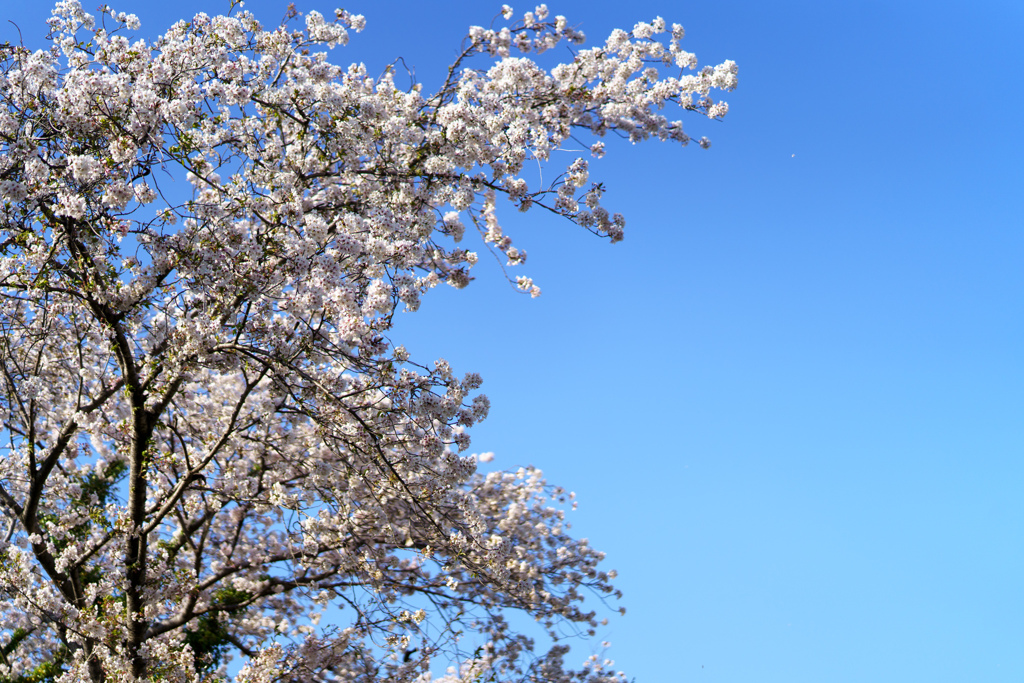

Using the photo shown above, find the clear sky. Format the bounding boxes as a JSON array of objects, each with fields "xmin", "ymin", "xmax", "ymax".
[{"xmin": 4, "ymin": 1, "xmax": 1022, "ymax": 681}]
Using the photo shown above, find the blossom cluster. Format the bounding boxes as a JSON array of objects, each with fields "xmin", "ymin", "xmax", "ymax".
[{"xmin": 0, "ymin": 2, "xmax": 734, "ymax": 681}]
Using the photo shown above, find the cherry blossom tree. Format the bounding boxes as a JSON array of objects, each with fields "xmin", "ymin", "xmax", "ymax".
[{"xmin": 0, "ymin": 2, "xmax": 736, "ymax": 681}]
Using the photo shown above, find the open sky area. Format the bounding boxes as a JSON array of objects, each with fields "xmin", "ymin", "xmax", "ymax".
[{"xmin": 3, "ymin": 0, "xmax": 1022, "ymax": 681}]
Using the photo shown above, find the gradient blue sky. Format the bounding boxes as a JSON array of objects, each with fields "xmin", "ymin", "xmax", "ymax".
[{"xmin": 4, "ymin": 1, "xmax": 1022, "ymax": 681}]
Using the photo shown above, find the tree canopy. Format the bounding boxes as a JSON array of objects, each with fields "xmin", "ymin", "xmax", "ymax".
[{"xmin": 0, "ymin": 2, "xmax": 735, "ymax": 681}]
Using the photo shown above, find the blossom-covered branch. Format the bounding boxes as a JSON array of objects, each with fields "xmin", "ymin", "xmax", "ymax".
[{"xmin": 0, "ymin": 2, "xmax": 735, "ymax": 681}]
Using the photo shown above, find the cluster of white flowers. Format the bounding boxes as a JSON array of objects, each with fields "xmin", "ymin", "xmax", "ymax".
[{"xmin": 0, "ymin": 2, "xmax": 733, "ymax": 682}]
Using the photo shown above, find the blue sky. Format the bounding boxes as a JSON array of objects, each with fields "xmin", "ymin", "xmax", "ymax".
[{"xmin": 4, "ymin": 1, "xmax": 1023, "ymax": 681}]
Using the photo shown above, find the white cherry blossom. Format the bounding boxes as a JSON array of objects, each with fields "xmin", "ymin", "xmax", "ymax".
[{"xmin": 0, "ymin": 3, "xmax": 734, "ymax": 682}]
